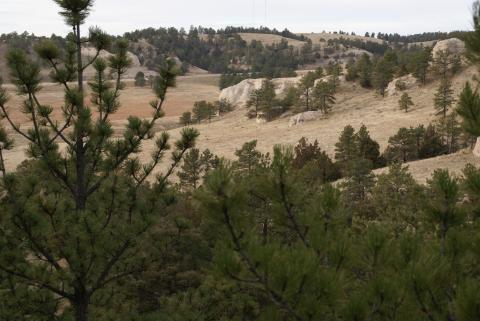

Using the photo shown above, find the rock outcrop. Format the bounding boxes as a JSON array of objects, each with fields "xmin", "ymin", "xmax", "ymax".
[
  {"xmin": 386, "ymin": 74, "xmax": 418, "ymax": 96},
  {"xmin": 219, "ymin": 76, "xmax": 301, "ymax": 107},
  {"xmin": 474, "ymin": 137, "xmax": 480, "ymax": 158},
  {"xmin": 431, "ymin": 38, "xmax": 465, "ymax": 58},
  {"xmin": 288, "ymin": 111, "xmax": 322, "ymax": 127}
]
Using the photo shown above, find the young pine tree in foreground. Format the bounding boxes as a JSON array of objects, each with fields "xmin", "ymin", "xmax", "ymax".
[{"xmin": 0, "ymin": 1, "xmax": 199, "ymax": 321}]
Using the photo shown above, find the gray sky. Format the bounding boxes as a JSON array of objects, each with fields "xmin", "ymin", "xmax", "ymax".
[{"xmin": 0, "ymin": 0, "xmax": 475, "ymax": 36}]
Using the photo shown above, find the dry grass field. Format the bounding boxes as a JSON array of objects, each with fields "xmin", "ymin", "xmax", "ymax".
[
  {"xmin": 238, "ymin": 33, "xmax": 307, "ymax": 48},
  {"xmin": 2, "ymin": 55, "xmax": 479, "ymax": 183}
]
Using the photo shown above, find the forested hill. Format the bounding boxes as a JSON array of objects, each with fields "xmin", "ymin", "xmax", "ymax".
[{"xmin": 0, "ymin": 27, "xmax": 472, "ymax": 84}]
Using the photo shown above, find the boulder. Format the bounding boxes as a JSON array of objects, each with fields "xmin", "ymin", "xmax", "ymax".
[
  {"xmin": 474, "ymin": 137, "xmax": 480, "ymax": 158},
  {"xmin": 288, "ymin": 111, "xmax": 322, "ymax": 127},
  {"xmin": 431, "ymin": 38, "xmax": 465, "ymax": 58},
  {"xmin": 219, "ymin": 76, "xmax": 301, "ymax": 107},
  {"xmin": 386, "ymin": 74, "xmax": 418, "ymax": 97}
]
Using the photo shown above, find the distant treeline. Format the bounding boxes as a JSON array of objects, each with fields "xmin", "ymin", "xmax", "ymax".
[{"xmin": 375, "ymin": 31, "xmax": 472, "ymax": 43}]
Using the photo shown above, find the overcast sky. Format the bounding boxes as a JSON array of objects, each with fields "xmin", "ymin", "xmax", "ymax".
[{"xmin": 0, "ymin": 0, "xmax": 475, "ymax": 36}]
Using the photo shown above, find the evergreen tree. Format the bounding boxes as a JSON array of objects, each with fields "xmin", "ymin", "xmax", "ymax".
[
  {"xmin": 457, "ymin": 82, "xmax": 480, "ymax": 138},
  {"xmin": 312, "ymin": 80, "xmax": 335, "ymax": 114},
  {"xmin": 373, "ymin": 56, "xmax": 394, "ymax": 97},
  {"xmin": 424, "ymin": 169, "xmax": 464, "ymax": 255},
  {"xmin": 297, "ymin": 71, "xmax": 319, "ymax": 111},
  {"xmin": 412, "ymin": 48, "xmax": 432, "ymax": 85},
  {"xmin": 179, "ymin": 111, "xmax": 192, "ymax": 126},
  {"xmin": 356, "ymin": 54, "xmax": 373, "ymax": 88},
  {"xmin": 178, "ymin": 148, "xmax": 203, "ymax": 190},
  {"xmin": 355, "ymin": 124, "xmax": 384, "ymax": 168},
  {"xmin": 345, "ymin": 58, "xmax": 357, "ymax": 82},
  {"xmin": 134, "ymin": 71, "xmax": 146, "ymax": 87},
  {"xmin": 0, "ymin": 2, "xmax": 199, "ymax": 321},
  {"xmin": 246, "ymin": 88, "xmax": 263, "ymax": 118},
  {"xmin": 434, "ymin": 79, "xmax": 455, "ymax": 118},
  {"xmin": 193, "ymin": 100, "xmax": 217, "ymax": 122},
  {"xmin": 384, "ymin": 127, "xmax": 417, "ymax": 162},
  {"xmin": 334, "ymin": 125, "xmax": 358, "ymax": 170},
  {"xmin": 234, "ymin": 140, "xmax": 266, "ymax": 172},
  {"xmin": 215, "ymin": 98, "xmax": 234, "ymax": 115},
  {"xmin": 398, "ymin": 92, "xmax": 414, "ymax": 112}
]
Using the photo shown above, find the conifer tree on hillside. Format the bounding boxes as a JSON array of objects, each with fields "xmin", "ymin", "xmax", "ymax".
[
  {"xmin": 434, "ymin": 78, "xmax": 455, "ymax": 118},
  {"xmin": 246, "ymin": 88, "xmax": 263, "ymax": 118},
  {"xmin": 356, "ymin": 53, "xmax": 373, "ymax": 88},
  {"xmin": 297, "ymin": 71, "xmax": 319, "ymax": 111},
  {"xmin": 345, "ymin": 58, "xmax": 357, "ymax": 81},
  {"xmin": 0, "ymin": 1, "xmax": 199, "ymax": 320},
  {"xmin": 312, "ymin": 81, "xmax": 335, "ymax": 114},
  {"xmin": 412, "ymin": 48, "xmax": 432, "ymax": 85},
  {"xmin": 457, "ymin": 82, "xmax": 480, "ymax": 139},
  {"xmin": 398, "ymin": 92, "xmax": 414, "ymax": 112},
  {"xmin": 179, "ymin": 111, "xmax": 192, "ymax": 126},
  {"xmin": 373, "ymin": 57, "xmax": 394, "ymax": 97}
]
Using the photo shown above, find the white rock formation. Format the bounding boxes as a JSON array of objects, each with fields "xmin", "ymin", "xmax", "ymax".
[
  {"xmin": 219, "ymin": 76, "xmax": 301, "ymax": 107},
  {"xmin": 386, "ymin": 74, "xmax": 418, "ymax": 96},
  {"xmin": 431, "ymin": 38, "xmax": 466, "ymax": 58},
  {"xmin": 474, "ymin": 137, "xmax": 480, "ymax": 158},
  {"xmin": 288, "ymin": 111, "xmax": 322, "ymax": 127}
]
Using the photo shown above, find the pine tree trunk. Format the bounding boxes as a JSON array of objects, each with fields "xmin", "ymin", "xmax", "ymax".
[
  {"xmin": 74, "ymin": 299, "xmax": 89, "ymax": 321},
  {"xmin": 473, "ymin": 137, "xmax": 480, "ymax": 158},
  {"xmin": 75, "ymin": 22, "xmax": 87, "ymax": 211}
]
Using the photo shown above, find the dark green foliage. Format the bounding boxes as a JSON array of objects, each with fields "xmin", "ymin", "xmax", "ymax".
[
  {"xmin": 312, "ymin": 80, "xmax": 335, "ymax": 114},
  {"xmin": 457, "ymin": 82, "xmax": 480, "ymax": 137},
  {"xmin": 246, "ymin": 79, "xmax": 279, "ymax": 120},
  {"xmin": 411, "ymin": 48, "xmax": 432, "ymax": 84},
  {"xmin": 177, "ymin": 148, "xmax": 219, "ymax": 190},
  {"xmin": 215, "ymin": 98, "xmax": 234, "ymax": 115},
  {"xmin": 434, "ymin": 79, "xmax": 455, "ymax": 118},
  {"xmin": 335, "ymin": 125, "xmax": 384, "ymax": 172},
  {"xmin": 179, "ymin": 111, "xmax": 192, "ymax": 126},
  {"xmin": 373, "ymin": 56, "xmax": 395, "ymax": 97},
  {"xmin": 134, "ymin": 71, "xmax": 146, "ymax": 87},
  {"xmin": 356, "ymin": 54, "xmax": 373, "ymax": 88},
  {"xmin": 292, "ymin": 137, "xmax": 341, "ymax": 183},
  {"xmin": 345, "ymin": 58, "xmax": 357, "ymax": 82},
  {"xmin": 0, "ymin": 2, "xmax": 200, "ymax": 321},
  {"xmin": 383, "ymin": 124, "xmax": 448, "ymax": 163},
  {"xmin": 297, "ymin": 71, "xmax": 321, "ymax": 111},
  {"xmin": 234, "ymin": 140, "xmax": 268, "ymax": 173},
  {"xmin": 398, "ymin": 92, "xmax": 414, "ymax": 112},
  {"xmin": 192, "ymin": 100, "xmax": 217, "ymax": 123}
]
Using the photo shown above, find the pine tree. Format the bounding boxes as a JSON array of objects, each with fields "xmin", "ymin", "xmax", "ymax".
[
  {"xmin": 0, "ymin": 2, "xmax": 199, "ymax": 321},
  {"xmin": 297, "ymin": 71, "xmax": 319, "ymax": 111},
  {"xmin": 434, "ymin": 78, "xmax": 455, "ymax": 118},
  {"xmin": 335, "ymin": 125, "xmax": 358, "ymax": 171},
  {"xmin": 355, "ymin": 124, "xmax": 384, "ymax": 168},
  {"xmin": 373, "ymin": 57, "xmax": 394, "ymax": 97},
  {"xmin": 134, "ymin": 71, "xmax": 146, "ymax": 87},
  {"xmin": 398, "ymin": 92, "xmax": 414, "ymax": 112},
  {"xmin": 178, "ymin": 148, "xmax": 203, "ymax": 190},
  {"xmin": 246, "ymin": 88, "xmax": 263, "ymax": 118},
  {"xmin": 356, "ymin": 54, "xmax": 373, "ymax": 88},
  {"xmin": 312, "ymin": 81, "xmax": 335, "ymax": 114},
  {"xmin": 179, "ymin": 111, "xmax": 192, "ymax": 126},
  {"xmin": 425, "ymin": 169, "xmax": 464, "ymax": 255},
  {"xmin": 345, "ymin": 58, "xmax": 357, "ymax": 82},
  {"xmin": 457, "ymin": 82, "xmax": 480, "ymax": 137},
  {"xmin": 412, "ymin": 48, "xmax": 432, "ymax": 85}
]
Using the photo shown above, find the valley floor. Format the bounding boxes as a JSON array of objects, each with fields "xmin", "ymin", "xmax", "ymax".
[{"xmin": 2, "ymin": 67, "xmax": 479, "ymax": 183}]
